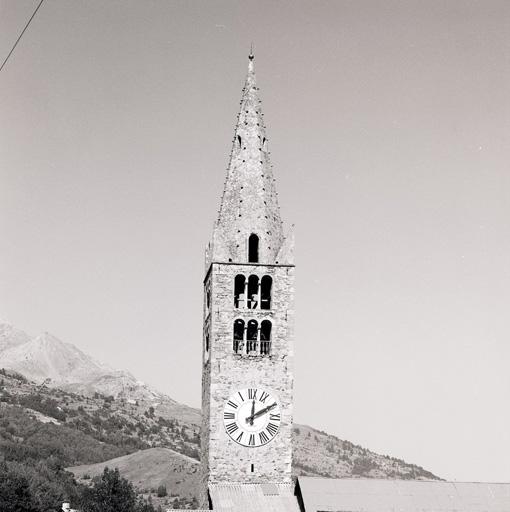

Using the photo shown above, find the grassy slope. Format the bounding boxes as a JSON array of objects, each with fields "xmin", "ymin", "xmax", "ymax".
[{"xmin": 68, "ymin": 447, "xmax": 199, "ymax": 499}]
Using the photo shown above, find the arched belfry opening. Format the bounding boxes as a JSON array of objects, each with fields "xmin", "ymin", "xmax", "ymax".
[
  {"xmin": 260, "ymin": 275, "xmax": 272, "ymax": 310},
  {"xmin": 247, "ymin": 320, "xmax": 258, "ymax": 353},
  {"xmin": 260, "ymin": 320, "xmax": 272, "ymax": 355},
  {"xmin": 247, "ymin": 275, "xmax": 259, "ymax": 309},
  {"xmin": 248, "ymin": 234, "xmax": 259, "ymax": 263},
  {"xmin": 234, "ymin": 274, "xmax": 246, "ymax": 308},
  {"xmin": 233, "ymin": 319, "xmax": 245, "ymax": 353}
]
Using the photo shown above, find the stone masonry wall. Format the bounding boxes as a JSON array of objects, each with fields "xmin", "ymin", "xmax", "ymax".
[{"xmin": 200, "ymin": 261, "xmax": 295, "ymax": 506}]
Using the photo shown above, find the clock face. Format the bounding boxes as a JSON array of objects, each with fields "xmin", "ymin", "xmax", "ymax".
[{"xmin": 223, "ymin": 387, "xmax": 281, "ymax": 447}]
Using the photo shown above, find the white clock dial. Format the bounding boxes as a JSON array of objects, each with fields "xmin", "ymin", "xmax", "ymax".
[{"xmin": 223, "ymin": 387, "xmax": 281, "ymax": 447}]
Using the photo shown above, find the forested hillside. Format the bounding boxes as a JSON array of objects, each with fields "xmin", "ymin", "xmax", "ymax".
[
  {"xmin": 0, "ymin": 370, "xmax": 192, "ymax": 510},
  {"xmin": 0, "ymin": 368, "xmax": 439, "ymax": 510}
]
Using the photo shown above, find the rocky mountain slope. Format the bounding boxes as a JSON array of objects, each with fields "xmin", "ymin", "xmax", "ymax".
[
  {"xmin": 0, "ymin": 330, "xmax": 109, "ymax": 384},
  {"xmin": 0, "ymin": 321, "xmax": 199, "ymax": 424}
]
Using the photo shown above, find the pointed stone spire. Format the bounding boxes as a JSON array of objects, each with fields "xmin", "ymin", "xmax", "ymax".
[{"xmin": 209, "ymin": 53, "xmax": 287, "ymax": 265}]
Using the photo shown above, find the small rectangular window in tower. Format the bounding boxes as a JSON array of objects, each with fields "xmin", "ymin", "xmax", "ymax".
[
  {"xmin": 206, "ymin": 287, "xmax": 211, "ymax": 312},
  {"xmin": 251, "ymin": 464, "xmax": 254, "ymax": 473}
]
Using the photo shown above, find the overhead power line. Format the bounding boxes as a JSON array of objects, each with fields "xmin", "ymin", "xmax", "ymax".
[{"xmin": 0, "ymin": 0, "xmax": 45, "ymax": 74}]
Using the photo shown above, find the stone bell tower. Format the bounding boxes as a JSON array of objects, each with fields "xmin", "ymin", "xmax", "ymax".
[{"xmin": 200, "ymin": 53, "xmax": 295, "ymax": 507}]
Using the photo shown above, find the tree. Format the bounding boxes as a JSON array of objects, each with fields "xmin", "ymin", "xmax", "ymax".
[
  {"xmin": 80, "ymin": 467, "xmax": 155, "ymax": 512},
  {"xmin": 156, "ymin": 485, "xmax": 167, "ymax": 497},
  {"xmin": 0, "ymin": 464, "xmax": 38, "ymax": 512},
  {"xmin": 80, "ymin": 467, "xmax": 137, "ymax": 512}
]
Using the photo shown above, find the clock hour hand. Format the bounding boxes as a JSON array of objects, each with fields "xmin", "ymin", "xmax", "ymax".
[{"xmin": 249, "ymin": 399, "xmax": 255, "ymax": 426}]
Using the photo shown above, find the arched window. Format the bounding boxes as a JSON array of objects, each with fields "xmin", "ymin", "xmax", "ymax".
[
  {"xmin": 247, "ymin": 320, "xmax": 258, "ymax": 353},
  {"xmin": 248, "ymin": 234, "xmax": 259, "ymax": 263},
  {"xmin": 233, "ymin": 319, "xmax": 245, "ymax": 354},
  {"xmin": 260, "ymin": 320, "xmax": 272, "ymax": 355},
  {"xmin": 260, "ymin": 275, "xmax": 272, "ymax": 310},
  {"xmin": 234, "ymin": 274, "xmax": 246, "ymax": 308},
  {"xmin": 247, "ymin": 275, "xmax": 259, "ymax": 309},
  {"xmin": 260, "ymin": 320, "xmax": 272, "ymax": 341}
]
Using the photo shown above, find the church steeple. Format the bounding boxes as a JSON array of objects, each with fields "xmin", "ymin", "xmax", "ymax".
[
  {"xmin": 200, "ymin": 55, "xmax": 296, "ymax": 504},
  {"xmin": 209, "ymin": 54, "xmax": 289, "ymax": 266}
]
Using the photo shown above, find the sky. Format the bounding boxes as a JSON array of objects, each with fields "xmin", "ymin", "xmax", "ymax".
[{"xmin": 1, "ymin": 0, "xmax": 509, "ymax": 482}]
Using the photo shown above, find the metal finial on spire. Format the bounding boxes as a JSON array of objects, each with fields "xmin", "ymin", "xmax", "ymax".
[{"xmin": 248, "ymin": 44, "xmax": 255, "ymax": 72}]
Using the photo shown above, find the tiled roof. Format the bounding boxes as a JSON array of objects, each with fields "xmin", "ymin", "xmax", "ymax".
[
  {"xmin": 298, "ymin": 477, "xmax": 510, "ymax": 512},
  {"xmin": 209, "ymin": 482, "xmax": 301, "ymax": 512}
]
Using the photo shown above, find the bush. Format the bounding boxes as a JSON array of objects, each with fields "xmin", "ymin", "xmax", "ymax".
[
  {"xmin": 17, "ymin": 394, "xmax": 66, "ymax": 422},
  {"xmin": 351, "ymin": 456, "xmax": 379, "ymax": 475},
  {"xmin": 157, "ymin": 485, "xmax": 167, "ymax": 497}
]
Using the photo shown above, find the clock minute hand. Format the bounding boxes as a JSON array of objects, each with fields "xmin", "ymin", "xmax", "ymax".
[{"xmin": 251, "ymin": 402, "xmax": 277, "ymax": 421}]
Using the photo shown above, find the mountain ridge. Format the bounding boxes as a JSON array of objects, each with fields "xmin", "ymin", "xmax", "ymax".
[
  {"xmin": 0, "ymin": 320, "xmax": 201, "ymax": 425},
  {"xmin": 0, "ymin": 321, "xmax": 32, "ymax": 352}
]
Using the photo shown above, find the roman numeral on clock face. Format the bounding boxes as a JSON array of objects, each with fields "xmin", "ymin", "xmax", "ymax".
[
  {"xmin": 259, "ymin": 391, "xmax": 269, "ymax": 403},
  {"xmin": 259, "ymin": 431, "xmax": 269, "ymax": 444},
  {"xmin": 223, "ymin": 411, "xmax": 235, "ymax": 420},
  {"xmin": 226, "ymin": 422, "xmax": 239, "ymax": 435},
  {"xmin": 249, "ymin": 434, "xmax": 255, "ymax": 446},
  {"xmin": 269, "ymin": 413, "xmax": 280, "ymax": 421},
  {"xmin": 266, "ymin": 422, "xmax": 278, "ymax": 436},
  {"xmin": 235, "ymin": 432, "xmax": 243, "ymax": 443},
  {"xmin": 248, "ymin": 388, "xmax": 258, "ymax": 400},
  {"xmin": 227, "ymin": 400, "xmax": 238, "ymax": 409}
]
